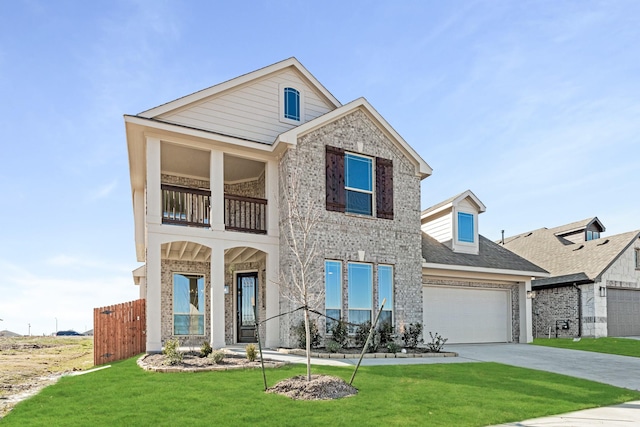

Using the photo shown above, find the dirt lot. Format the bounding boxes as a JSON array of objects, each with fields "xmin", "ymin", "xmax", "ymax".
[{"xmin": 0, "ymin": 336, "xmax": 93, "ymax": 418}]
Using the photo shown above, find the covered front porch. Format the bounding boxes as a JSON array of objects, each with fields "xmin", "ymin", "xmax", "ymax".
[{"xmin": 144, "ymin": 237, "xmax": 280, "ymax": 352}]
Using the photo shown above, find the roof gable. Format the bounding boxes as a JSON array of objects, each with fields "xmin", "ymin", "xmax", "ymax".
[
  {"xmin": 275, "ymin": 97, "xmax": 432, "ymax": 179},
  {"xmin": 421, "ymin": 190, "xmax": 486, "ymax": 220},
  {"xmin": 133, "ymin": 58, "xmax": 341, "ymax": 145}
]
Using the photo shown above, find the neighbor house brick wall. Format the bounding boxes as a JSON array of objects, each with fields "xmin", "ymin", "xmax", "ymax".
[
  {"xmin": 278, "ymin": 110, "xmax": 423, "ymax": 348},
  {"xmin": 532, "ymin": 286, "xmax": 580, "ymax": 338},
  {"xmin": 423, "ymin": 279, "xmax": 521, "ymax": 342}
]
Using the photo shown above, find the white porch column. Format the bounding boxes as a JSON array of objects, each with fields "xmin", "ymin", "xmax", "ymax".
[
  {"xmin": 265, "ymin": 248, "xmax": 280, "ymax": 348},
  {"xmin": 146, "ymin": 235, "xmax": 162, "ymax": 352},
  {"xmin": 146, "ymin": 137, "xmax": 162, "ymax": 225},
  {"xmin": 265, "ymin": 159, "xmax": 279, "ymax": 236},
  {"xmin": 519, "ymin": 280, "xmax": 533, "ymax": 343},
  {"xmin": 210, "ymin": 246, "xmax": 226, "ymax": 348},
  {"xmin": 210, "ymin": 150, "xmax": 225, "ymax": 231}
]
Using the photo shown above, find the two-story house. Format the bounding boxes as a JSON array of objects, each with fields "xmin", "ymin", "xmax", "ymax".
[
  {"xmin": 502, "ymin": 218, "xmax": 640, "ymax": 338},
  {"xmin": 125, "ymin": 58, "xmax": 432, "ymax": 352}
]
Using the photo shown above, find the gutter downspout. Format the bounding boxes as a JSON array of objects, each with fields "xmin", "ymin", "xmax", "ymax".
[{"xmin": 572, "ymin": 283, "xmax": 582, "ymax": 338}]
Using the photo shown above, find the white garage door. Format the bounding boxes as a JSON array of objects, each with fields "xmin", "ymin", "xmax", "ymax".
[{"xmin": 423, "ymin": 286, "xmax": 511, "ymax": 344}]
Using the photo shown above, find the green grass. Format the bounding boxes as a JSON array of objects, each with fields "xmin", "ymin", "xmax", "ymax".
[
  {"xmin": 2, "ymin": 358, "xmax": 639, "ymax": 427},
  {"xmin": 533, "ymin": 337, "xmax": 640, "ymax": 358}
]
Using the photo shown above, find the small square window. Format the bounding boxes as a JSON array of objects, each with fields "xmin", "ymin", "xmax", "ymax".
[{"xmin": 458, "ymin": 212, "xmax": 474, "ymax": 243}]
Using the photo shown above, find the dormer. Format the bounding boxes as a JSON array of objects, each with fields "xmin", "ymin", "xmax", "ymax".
[
  {"xmin": 421, "ymin": 190, "xmax": 487, "ymax": 255},
  {"xmin": 551, "ymin": 217, "xmax": 606, "ymax": 244}
]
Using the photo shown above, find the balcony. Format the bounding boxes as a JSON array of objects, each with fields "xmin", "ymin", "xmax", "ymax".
[{"xmin": 161, "ymin": 185, "xmax": 267, "ymax": 234}]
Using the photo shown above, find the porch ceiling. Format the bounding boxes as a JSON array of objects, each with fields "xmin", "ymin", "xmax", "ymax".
[
  {"xmin": 160, "ymin": 243, "xmax": 265, "ymax": 264},
  {"xmin": 162, "ymin": 242, "xmax": 211, "ymax": 262}
]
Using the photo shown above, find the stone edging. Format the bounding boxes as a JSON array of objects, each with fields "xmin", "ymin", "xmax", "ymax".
[
  {"xmin": 278, "ymin": 348, "xmax": 458, "ymax": 359},
  {"xmin": 137, "ymin": 354, "xmax": 287, "ymax": 373}
]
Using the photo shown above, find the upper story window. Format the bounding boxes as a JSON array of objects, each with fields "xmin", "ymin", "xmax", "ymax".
[
  {"xmin": 283, "ymin": 87, "xmax": 300, "ymax": 121},
  {"xmin": 325, "ymin": 146, "xmax": 394, "ymax": 219},
  {"xmin": 586, "ymin": 230, "xmax": 600, "ymax": 241},
  {"xmin": 635, "ymin": 248, "xmax": 640, "ymax": 270},
  {"xmin": 345, "ymin": 153, "xmax": 373, "ymax": 216},
  {"xmin": 457, "ymin": 212, "xmax": 475, "ymax": 243},
  {"xmin": 280, "ymin": 84, "xmax": 304, "ymax": 124}
]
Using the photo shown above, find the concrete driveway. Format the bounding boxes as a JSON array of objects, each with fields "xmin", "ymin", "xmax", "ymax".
[{"xmin": 447, "ymin": 343, "xmax": 640, "ymax": 391}]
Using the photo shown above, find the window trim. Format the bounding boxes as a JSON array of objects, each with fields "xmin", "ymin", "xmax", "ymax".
[
  {"xmin": 635, "ymin": 248, "xmax": 640, "ymax": 270},
  {"xmin": 325, "ymin": 260, "xmax": 343, "ymax": 333},
  {"xmin": 172, "ymin": 272, "xmax": 205, "ymax": 336},
  {"xmin": 345, "ymin": 152, "xmax": 374, "ymax": 216},
  {"xmin": 279, "ymin": 83, "xmax": 305, "ymax": 125}
]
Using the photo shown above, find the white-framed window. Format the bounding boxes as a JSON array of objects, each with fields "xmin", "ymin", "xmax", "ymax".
[
  {"xmin": 345, "ymin": 153, "xmax": 373, "ymax": 216},
  {"xmin": 586, "ymin": 230, "xmax": 600, "ymax": 241},
  {"xmin": 348, "ymin": 262, "xmax": 372, "ymax": 332},
  {"xmin": 378, "ymin": 265, "xmax": 393, "ymax": 327},
  {"xmin": 173, "ymin": 273, "xmax": 205, "ymax": 335},
  {"xmin": 457, "ymin": 212, "xmax": 475, "ymax": 243},
  {"xmin": 279, "ymin": 83, "xmax": 304, "ymax": 124},
  {"xmin": 325, "ymin": 260, "xmax": 342, "ymax": 333}
]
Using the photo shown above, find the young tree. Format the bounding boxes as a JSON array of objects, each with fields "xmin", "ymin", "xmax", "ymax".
[{"xmin": 279, "ymin": 148, "xmax": 324, "ymax": 381}]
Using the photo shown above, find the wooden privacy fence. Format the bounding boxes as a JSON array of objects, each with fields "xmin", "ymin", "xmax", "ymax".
[{"xmin": 93, "ymin": 299, "xmax": 146, "ymax": 366}]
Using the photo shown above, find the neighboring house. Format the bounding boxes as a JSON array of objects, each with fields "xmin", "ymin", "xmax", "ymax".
[
  {"xmin": 421, "ymin": 191, "xmax": 548, "ymax": 343},
  {"xmin": 502, "ymin": 218, "xmax": 640, "ymax": 338},
  {"xmin": 125, "ymin": 58, "xmax": 433, "ymax": 352}
]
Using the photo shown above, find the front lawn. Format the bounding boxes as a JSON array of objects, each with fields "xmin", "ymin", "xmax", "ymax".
[
  {"xmin": 533, "ymin": 337, "xmax": 640, "ymax": 358},
  {"xmin": 2, "ymin": 358, "xmax": 639, "ymax": 427}
]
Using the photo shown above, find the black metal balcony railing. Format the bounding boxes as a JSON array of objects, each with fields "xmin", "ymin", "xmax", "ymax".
[
  {"xmin": 224, "ymin": 194, "xmax": 267, "ymax": 234},
  {"xmin": 161, "ymin": 184, "xmax": 211, "ymax": 227},
  {"xmin": 161, "ymin": 185, "xmax": 267, "ymax": 234}
]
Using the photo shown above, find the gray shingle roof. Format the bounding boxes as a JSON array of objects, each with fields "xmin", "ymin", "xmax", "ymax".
[
  {"xmin": 549, "ymin": 217, "xmax": 605, "ymax": 235},
  {"xmin": 422, "ymin": 233, "xmax": 548, "ymax": 274},
  {"xmin": 502, "ymin": 226, "xmax": 640, "ymax": 285}
]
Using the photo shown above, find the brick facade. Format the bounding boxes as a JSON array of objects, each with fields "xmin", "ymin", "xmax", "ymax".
[{"xmin": 278, "ymin": 110, "xmax": 423, "ymax": 347}]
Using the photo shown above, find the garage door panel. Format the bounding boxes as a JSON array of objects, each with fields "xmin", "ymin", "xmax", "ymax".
[
  {"xmin": 607, "ymin": 289, "xmax": 640, "ymax": 337},
  {"xmin": 423, "ymin": 286, "xmax": 510, "ymax": 344}
]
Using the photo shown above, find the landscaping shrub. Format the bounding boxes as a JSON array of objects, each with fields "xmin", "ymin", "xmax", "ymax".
[
  {"xmin": 245, "ymin": 344, "xmax": 257, "ymax": 362},
  {"xmin": 355, "ymin": 321, "xmax": 381, "ymax": 353},
  {"xmin": 209, "ymin": 350, "xmax": 225, "ymax": 364},
  {"xmin": 292, "ymin": 319, "xmax": 321, "ymax": 349},
  {"xmin": 402, "ymin": 322, "xmax": 423, "ymax": 349},
  {"xmin": 200, "ymin": 341, "xmax": 213, "ymax": 358},
  {"xmin": 425, "ymin": 331, "xmax": 448, "ymax": 352},
  {"xmin": 378, "ymin": 321, "xmax": 394, "ymax": 347},
  {"xmin": 325, "ymin": 340, "xmax": 341, "ymax": 353},
  {"xmin": 162, "ymin": 338, "xmax": 183, "ymax": 365},
  {"xmin": 329, "ymin": 318, "xmax": 348, "ymax": 349},
  {"xmin": 387, "ymin": 342, "xmax": 401, "ymax": 354}
]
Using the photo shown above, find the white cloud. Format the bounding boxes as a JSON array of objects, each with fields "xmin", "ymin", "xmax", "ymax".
[{"xmin": 87, "ymin": 180, "xmax": 117, "ymax": 201}]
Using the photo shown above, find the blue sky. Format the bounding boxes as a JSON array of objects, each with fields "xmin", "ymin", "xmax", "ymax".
[{"xmin": 1, "ymin": 0, "xmax": 638, "ymax": 335}]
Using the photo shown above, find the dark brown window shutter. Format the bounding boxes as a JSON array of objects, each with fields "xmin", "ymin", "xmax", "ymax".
[
  {"xmin": 326, "ymin": 145, "xmax": 345, "ymax": 212},
  {"xmin": 376, "ymin": 157, "xmax": 393, "ymax": 220}
]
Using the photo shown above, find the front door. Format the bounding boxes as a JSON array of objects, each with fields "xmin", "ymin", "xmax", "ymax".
[{"xmin": 237, "ymin": 272, "xmax": 258, "ymax": 343}]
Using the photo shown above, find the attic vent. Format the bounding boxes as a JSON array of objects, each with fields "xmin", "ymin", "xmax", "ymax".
[
  {"xmin": 572, "ymin": 244, "xmax": 584, "ymax": 251},
  {"xmin": 597, "ymin": 239, "xmax": 610, "ymax": 246},
  {"xmin": 525, "ymin": 232, "xmax": 533, "ymax": 237}
]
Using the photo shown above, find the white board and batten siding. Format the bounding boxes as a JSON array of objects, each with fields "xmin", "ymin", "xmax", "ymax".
[
  {"xmin": 157, "ymin": 69, "xmax": 334, "ymax": 144},
  {"xmin": 423, "ymin": 286, "xmax": 511, "ymax": 344}
]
